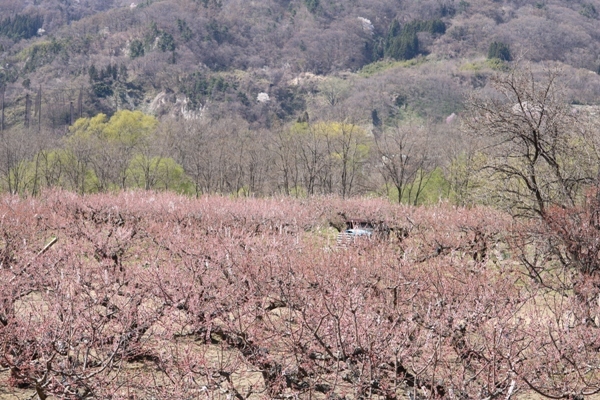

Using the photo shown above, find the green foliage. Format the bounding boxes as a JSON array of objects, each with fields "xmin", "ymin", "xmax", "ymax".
[
  {"xmin": 127, "ymin": 155, "xmax": 191, "ymax": 192},
  {"xmin": 428, "ymin": 19, "xmax": 447, "ymax": 34},
  {"xmin": 91, "ymin": 82, "xmax": 113, "ymax": 98},
  {"xmin": 68, "ymin": 111, "xmax": 158, "ymax": 151},
  {"xmin": 417, "ymin": 168, "xmax": 451, "ymax": 204},
  {"xmin": 20, "ymin": 148, "xmax": 101, "ymax": 195},
  {"xmin": 371, "ymin": 109, "xmax": 381, "ymax": 128},
  {"xmin": 486, "ymin": 58, "xmax": 510, "ymax": 71},
  {"xmin": 206, "ymin": 19, "xmax": 229, "ymax": 43},
  {"xmin": 157, "ymin": 31, "xmax": 176, "ymax": 52},
  {"xmin": 129, "ymin": 39, "xmax": 144, "ymax": 58},
  {"xmin": 289, "ymin": 186, "xmax": 307, "ymax": 198},
  {"xmin": 119, "ymin": 64, "xmax": 129, "ymax": 81},
  {"xmin": 305, "ymin": 0, "xmax": 320, "ymax": 14},
  {"xmin": 274, "ymin": 87, "xmax": 306, "ymax": 119},
  {"xmin": 88, "ymin": 63, "xmax": 128, "ymax": 98},
  {"xmin": 68, "ymin": 113, "xmax": 109, "ymax": 140},
  {"xmin": 403, "ymin": 19, "xmax": 447, "ymax": 35},
  {"xmin": 101, "ymin": 110, "xmax": 158, "ymax": 145},
  {"xmin": 62, "ymin": 151, "xmax": 101, "ymax": 194},
  {"xmin": 237, "ymin": 91, "xmax": 250, "ymax": 107},
  {"xmin": 386, "ymin": 33, "xmax": 419, "ymax": 60},
  {"xmin": 179, "ymin": 72, "xmax": 230, "ymax": 108},
  {"xmin": 315, "ymin": 121, "xmax": 370, "ymax": 158},
  {"xmin": 358, "ymin": 58, "xmax": 425, "ymax": 77},
  {"xmin": 395, "ymin": 94, "xmax": 408, "ymax": 107},
  {"xmin": 0, "ymin": 14, "xmax": 43, "ymax": 41},
  {"xmin": 460, "ymin": 58, "xmax": 508, "ymax": 72},
  {"xmin": 580, "ymin": 3, "xmax": 598, "ymax": 18},
  {"xmin": 488, "ymin": 41, "xmax": 511, "ymax": 61},
  {"xmin": 458, "ymin": 0, "xmax": 470, "ymax": 12},
  {"xmin": 385, "ymin": 168, "xmax": 450, "ymax": 205},
  {"xmin": 64, "ymin": 111, "xmax": 159, "ymax": 192},
  {"xmin": 23, "ymin": 150, "xmax": 62, "ymax": 194},
  {"xmin": 88, "ymin": 64, "xmax": 98, "ymax": 81},
  {"xmin": 177, "ymin": 19, "xmax": 193, "ymax": 42},
  {"xmin": 198, "ymin": 0, "xmax": 222, "ymax": 8},
  {"xmin": 383, "ymin": 19, "xmax": 445, "ymax": 61},
  {"xmin": 137, "ymin": 0, "xmax": 159, "ymax": 8},
  {"xmin": 144, "ymin": 22, "xmax": 160, "ymax": 48},
  {"xmin": 439, "ymin": 4, "xmax": 456, "ymax": 17},
  {"xmin": 22, "ymin": 39, "xmax": 63, "ymax": 73},
  {"xmin": 140, "ymin": 22, "xmax": 177, "ymax": 55},
  {"xmin": 388, "ymin": 20, "xmax": 401, "ymax": 38}
]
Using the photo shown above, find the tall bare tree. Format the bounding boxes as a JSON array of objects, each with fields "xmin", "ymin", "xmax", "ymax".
[
  {"xmin": 463, "ymin": 65, "xmax": 597, "ymax": 217},
  {"xmin": 375, "ymin": 123, "xmax": 432, "ymax": 204},
  {"xmin": 1, "ymin": 86, "xmax": 5, "ymax": 132},
  {"xmin": 0, "ymin": 128, "xmax": 31, "ymax": 194},
  {"xmin": 24, "ymin": 93, "xmax": 31, "ymax": 129},
  {"xmin": 34, "ymin": 85, "xmax": 42, "ymax": 131}
]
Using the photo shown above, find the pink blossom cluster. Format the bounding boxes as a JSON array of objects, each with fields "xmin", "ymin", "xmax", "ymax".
[{"xmin": 0, "ymin": 191, "xmax": 598, "ymax": 399}]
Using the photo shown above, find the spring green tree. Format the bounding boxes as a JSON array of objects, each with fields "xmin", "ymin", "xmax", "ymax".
[
  {"xmin": 66, "ymin": 111, "xmax": 158, "ymax": 191},
  {"xmin": 127, "ymin": 154, "xmax": 190, "ymax": 192},
  {"xmin": 487, "ymin": 41, "xmax": 512, "ymax": 61}
]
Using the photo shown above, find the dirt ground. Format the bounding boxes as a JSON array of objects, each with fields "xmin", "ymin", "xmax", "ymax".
[{"xmin": 0, "ymin": 369, "xmax": 34, "ymax": 400}]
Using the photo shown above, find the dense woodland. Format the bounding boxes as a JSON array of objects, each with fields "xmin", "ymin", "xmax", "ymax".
[{"xmin": 0, "ymin": 0, "xmax": 599, "ymax": 202}]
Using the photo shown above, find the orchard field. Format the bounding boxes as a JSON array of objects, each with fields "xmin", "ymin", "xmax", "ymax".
[{"xmin": 2, "ymin": 190, "xmax": 600, "ymax": 399}]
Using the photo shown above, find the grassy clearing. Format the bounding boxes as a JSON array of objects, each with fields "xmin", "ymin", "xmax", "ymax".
[{"xmin": 358, "ymin": 57, "xmax": 427, "ymax": 77}]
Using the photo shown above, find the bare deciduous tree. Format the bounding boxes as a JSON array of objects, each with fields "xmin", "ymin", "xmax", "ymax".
[
  {"xmin": 376, "ymin": 123, "xmax": 432, "ymax": 204},
  {"xmin": 463, "ymin": 65, "xmax": 597, "ymax": 218}
]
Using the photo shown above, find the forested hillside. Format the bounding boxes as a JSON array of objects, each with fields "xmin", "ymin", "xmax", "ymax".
[
  {"xmin": 1, "ymin": 0, "xmax": 599, "ymax": 125},
  {"xmin": 0, "ymin": 0, "xmax": 599, "ymax": 200}
]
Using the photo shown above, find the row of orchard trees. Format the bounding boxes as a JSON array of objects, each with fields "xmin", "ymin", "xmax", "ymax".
[{"xmin": 0, "ymin": 108, "xmax": 449, "ymax": 203}]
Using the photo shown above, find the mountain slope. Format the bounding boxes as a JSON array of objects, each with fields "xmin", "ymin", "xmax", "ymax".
[{"xmin": 0, "ymin": 0, "xmax": 598, "ymax": 129}]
